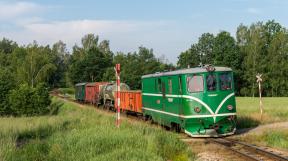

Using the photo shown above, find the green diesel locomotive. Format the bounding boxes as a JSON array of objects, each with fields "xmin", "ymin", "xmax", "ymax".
[{"xmin": 141, "ymin": 66, "xmax": 236, "ymax": 137}]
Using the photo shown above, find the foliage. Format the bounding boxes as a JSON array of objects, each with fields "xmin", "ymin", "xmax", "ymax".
[
  {"xmin": 106, "ymin": 47, "xmax": 173, "ymax": 89},
  {"xmin": 68, "ymin": 34, "xmax": 113, "ymax": 84},
  {"xmin": 8, "ymin": 83, "xmax": 51, "ymax": 116},
  {"xmin": 178, "ymin": 20, "xmax": 288, "ymax": 96},
  {"xmin": 0, "ymin": 68, "xmax": 15, "ymax": 115}
]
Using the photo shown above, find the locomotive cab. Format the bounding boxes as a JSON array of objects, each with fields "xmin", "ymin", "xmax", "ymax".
[{"xmin": 183, "ymin": 69, "xmax": 236, "ymax": 137}]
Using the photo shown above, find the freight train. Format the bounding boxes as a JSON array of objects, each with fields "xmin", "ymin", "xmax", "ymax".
[{"xmin": 75, "ymin": 65, "xmax": 237, "ymax": 137}]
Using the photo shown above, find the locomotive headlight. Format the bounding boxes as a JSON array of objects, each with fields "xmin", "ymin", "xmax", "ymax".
[
  {"xmin": 194, "ymin": 107, "xmax": 201, "ymax": 113},
  {"xmin": 227, "ymin": 105, "xmax": 233, "ymax": 111}
]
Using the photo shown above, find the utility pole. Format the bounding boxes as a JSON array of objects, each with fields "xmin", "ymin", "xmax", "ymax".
[
  {"xmin": 256, "ymin": 73, "xmax": 263, "ymax": 121},
  {"xmin": 115, "ymin": 64, "xmax": 121, "ymax": 128}
]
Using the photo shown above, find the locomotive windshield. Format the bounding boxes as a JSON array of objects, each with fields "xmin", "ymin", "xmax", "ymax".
[
  {"xmin": 187, "ymin": 75, "xmax": 204, "ymax": 92},
  {"xmin": 219, "ymin": 73, "xmax": 232, "ymax": 90},
  {"xmin": 206, "ymin": 74, "xmax": 217, "ymax": 91}
]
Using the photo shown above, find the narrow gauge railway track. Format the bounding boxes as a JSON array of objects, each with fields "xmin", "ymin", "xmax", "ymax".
[{"xmin": 208, "ymin": 138, "xmax": 288, "ymax": 161}]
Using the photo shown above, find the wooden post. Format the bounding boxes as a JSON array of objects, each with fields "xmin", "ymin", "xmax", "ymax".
[{"xmin": 256, "ymin": 73, "xmax": 263, "ymax": 121}]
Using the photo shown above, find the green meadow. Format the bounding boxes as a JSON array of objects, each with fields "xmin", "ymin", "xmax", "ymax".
[
  {"xmin": 236, "ymin": 97, "xmax": 288, "ymax": 128},
  {"xmin": 236, "ymin": 97, "xmax": 288, "ymax": 150},
  {"xmin": 0, "ymin": 97, "xmax": 194, "ymax": 161}
]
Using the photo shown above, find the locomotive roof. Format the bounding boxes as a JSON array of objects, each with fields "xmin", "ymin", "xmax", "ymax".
[{"xmin": 141, "ymin": 67, "xmax": 232, "ymax": 78}]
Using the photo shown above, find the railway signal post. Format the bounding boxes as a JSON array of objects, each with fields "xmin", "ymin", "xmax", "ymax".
[
  {"xmin": 115, "ymin": 64, "xmax": 121, "ymax": 128},
  {"xmin": 256, "ymin": 73, "xmax": 263, "ymax": 120}
]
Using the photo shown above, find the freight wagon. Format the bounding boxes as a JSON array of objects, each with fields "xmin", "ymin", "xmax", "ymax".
[
  {"xmin": 75, "ymin": 83, "xmax": 87, "ymax": 102},
  {"xmin": 85, "ymin": 82, "xmax": 109, "ymax": 105},
  {"xmin": 119, "ymin": 90, "xmax": 142, "ymax": 114}
]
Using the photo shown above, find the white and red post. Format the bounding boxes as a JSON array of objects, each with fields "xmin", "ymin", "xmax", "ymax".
[{"xmin": 115, "ymin": 64, "xmax": 121, "ymax": 128}]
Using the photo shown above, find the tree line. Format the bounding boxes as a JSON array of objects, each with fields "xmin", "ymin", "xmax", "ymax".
[
  {"xmin": 0, "ymin": 20, "xmax": 287, "ymax": 116},
  {"xmin": 178, "ymin": 20, "xmax": 288, "ymax": 97}
]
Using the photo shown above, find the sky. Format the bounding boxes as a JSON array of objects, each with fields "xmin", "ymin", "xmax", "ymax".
[{"xmin": 0, "ymin": 0, "xmax": 288, "ymax": 64}]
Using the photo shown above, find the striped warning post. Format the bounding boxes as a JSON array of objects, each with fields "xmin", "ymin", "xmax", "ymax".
[{"xmin": 115, "ymin": 64, "xmax": 121, "ymax": 128}]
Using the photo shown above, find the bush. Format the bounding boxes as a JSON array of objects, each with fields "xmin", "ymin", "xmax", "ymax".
[
  {"xmin": 58, "ymin": 88, "xmax": 75, "ymax": 95},
  {"xmin": 8, "ymin": 83, "xmax": 51, "ymax": 116},
  {"xmin": 0, "ymin": 68, "xmax": 15, "ymax": 115}
]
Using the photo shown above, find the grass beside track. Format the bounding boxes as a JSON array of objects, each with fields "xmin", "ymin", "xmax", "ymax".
[
  {"xmin": 0, "ymin": 97, "xmax": 195, "ymax": 161},
  {"xmin": 236, "ymin": 97, "xmax": 288, "ymax": 129},
  {"xmin": 235, "ymin": 97, "xmax": 288, "ymax": 150},
  {"xmin": 236, "ymin": 129, "xmax": 288, "ymax": 150}
]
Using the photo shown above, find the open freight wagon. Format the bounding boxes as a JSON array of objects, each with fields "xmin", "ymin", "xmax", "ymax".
[{"xmin": 119, "ymin": 90, "xmax": 142, "ymax": 114}]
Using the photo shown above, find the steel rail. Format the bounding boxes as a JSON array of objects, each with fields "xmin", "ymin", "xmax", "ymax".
[{"xmin": 210, "ymin": 138, "xmax": 288, "ymax": 161}]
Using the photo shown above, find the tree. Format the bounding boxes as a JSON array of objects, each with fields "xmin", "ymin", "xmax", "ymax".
[
  {"xmin": 0, "ymin": 68, "xmax": 15, "ymax": 115},
  {"xmin": 0, "ymin": 38, "xmax": 18, "ymax": 68},
  {"xmin": 81, "ymin": 34, "xmax": 99, "ymax": 51},
  {"xmin": 177, "ymin": 44, "xmax": 200, "ymax": 68},
  {"xmin": 15, "ymin": 43, "xmax": 57, "ymax": 87},
  {"xmin": 267, "ymin": 31, "xmax": 288, "ymax": 96},
  {"xmin": 68, "ymin": 35, "xmax": 113, "ymax": 84},
  {"xmin": 197, "ymin": 33, "xmax": 215, "ymax": 64},
  {"xmin": 213, "ymin": 31, "xmax": 243, "ymax": 94},
  {"xmin": 239, "ymin": 22, "xmax": 266, "ymax": 97},
  {"xmin": 50, "ymin": 41, "xmax": 70, "ymax": 87}
]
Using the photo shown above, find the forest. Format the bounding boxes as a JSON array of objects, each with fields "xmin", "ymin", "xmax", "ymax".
[{"xmin": 0, "ymin": 20, "xmax": 288, "ymax": 116}]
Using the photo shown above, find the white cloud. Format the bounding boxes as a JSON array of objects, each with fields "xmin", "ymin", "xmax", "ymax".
[
  {"xmin": 0, "ymin": 1, "xmax": 42, "ymax": 20},
  {"xmin": 12, "ymin": 20, "xmax": 166, "ymax": 46},
  {"xmin": 0, "ymin": 19, "xmax": 172, "ymax": 48}
]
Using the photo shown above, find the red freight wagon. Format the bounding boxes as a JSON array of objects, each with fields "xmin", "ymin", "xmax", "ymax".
[
  {"xmin": 119, "ymin": 90, "xmax": 142, "ymax": 113},
  {"xmin": 85, "ymin": 82, "xmax": 109, "ymax": 105}
]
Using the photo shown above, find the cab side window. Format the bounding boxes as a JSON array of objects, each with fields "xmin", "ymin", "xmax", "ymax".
[{"xmin": 187, "ymin": 75, "xmax": 204, "ymax": 92}]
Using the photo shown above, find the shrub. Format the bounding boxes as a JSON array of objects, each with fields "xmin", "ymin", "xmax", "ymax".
[
  {"xmin": 8, "ymin": 83, "xmax": 51, "ymax": 116},
  {"xmin": 0, "ymin": 68, "xmax": 15, "ymax": 115},
  {"xmin": 58, "ymin": 88, "xmax": 75, "ymax": 95}
]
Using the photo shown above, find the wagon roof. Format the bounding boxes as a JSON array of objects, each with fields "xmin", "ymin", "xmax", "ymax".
[
  {"xmin": 141, "ymin": 66, "xmax": 232, "ymax": 78},
  {"xmin": 86, "ymin": 82, "xmax": 109, "ymax": 86},
  {"xmin": 75, "ymin": 82, "xmax": 87, "ymax": 86}
]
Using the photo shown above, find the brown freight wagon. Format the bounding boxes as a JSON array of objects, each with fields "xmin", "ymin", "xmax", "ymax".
[
  {"xmin": 85, "ymin": 82, "xmax": 109, "ymax": 105},
  {"xmin": 119, "ymin": 90, "xmax": 142, "ymax": 113}
]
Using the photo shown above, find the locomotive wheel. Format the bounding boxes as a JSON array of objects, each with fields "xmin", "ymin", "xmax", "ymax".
[{"xmin": 171, "ymin": 123, "xmax": 181, "ymax": 133}]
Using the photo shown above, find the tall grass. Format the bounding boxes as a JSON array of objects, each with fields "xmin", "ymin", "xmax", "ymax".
[
  {"xmin": 0, "ymin": 97, "xmax": 195, "ymax": 161},
  {"xmin": 236, "ymin": 130, "xmax": 288, "ymax": 150},
  {"xmin": 236, "ymin": 97, "xmax": 288, "ymax": 128}
]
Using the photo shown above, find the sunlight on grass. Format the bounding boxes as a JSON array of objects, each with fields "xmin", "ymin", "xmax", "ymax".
[
  {"xmin": 0, "ymin": 97, "xmax": 195, "ymax": 161},
  {"xmin": 236, "ymin": 129, "xmax": 288, "ymax": 150},
  {"xmin": 236, "ymin": 97, "xmax": 288, "ymax": 128}
]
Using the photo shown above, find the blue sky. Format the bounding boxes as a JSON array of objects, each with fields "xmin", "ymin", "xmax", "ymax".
[{"xmin": 0, "ymin": 0, "xmax": 288, "ymax": 63}]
